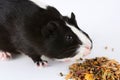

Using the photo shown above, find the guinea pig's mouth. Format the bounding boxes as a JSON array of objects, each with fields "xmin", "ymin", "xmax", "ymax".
[
  {"xmin": 54, "ymin": 45, "xmax": 78, "ymax": 59},
  {"xmin": 62, "ymin": 45, "xmax": 78, "ymax": 55},
  {"xmin": 55, "ymin": 45, "xmax": 92, "ymax": 62}
]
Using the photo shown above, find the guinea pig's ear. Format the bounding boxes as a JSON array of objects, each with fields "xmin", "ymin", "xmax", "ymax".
[
  {"xmin": 70, "ymin": 12, "xmax": 78, "ymax": 27},
  {"xmin": 71, "ymin": 12, "xmax": 76, "ymax": 20},
  {"xmin": 62, "ymin": 12, "xmax": 76, "ymax": 22},
  {"xmin": 42, "ymin": 21, "xmax": 58, "ymax": 38}
]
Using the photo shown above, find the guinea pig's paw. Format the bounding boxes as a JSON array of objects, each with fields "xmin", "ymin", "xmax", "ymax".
[
  {"xmin": 0, "ymin": 51, "xmax": 12, "ymax": 61},
  {"xmin": 36, "ymin": 60, "xmax": 48, "ymax": 67}
]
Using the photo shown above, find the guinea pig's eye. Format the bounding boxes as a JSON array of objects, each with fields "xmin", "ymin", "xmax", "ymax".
[{"xmin": 65, "ymin": 35, "xmax": 73, "ymax": 42}]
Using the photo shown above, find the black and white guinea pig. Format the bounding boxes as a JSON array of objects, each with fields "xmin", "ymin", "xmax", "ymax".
[{"xmin": 0, "ymin": 0, "xmax": 92, "ymax": 66}]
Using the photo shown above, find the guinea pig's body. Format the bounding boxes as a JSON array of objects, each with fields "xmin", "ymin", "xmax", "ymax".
[{"xmin": 0, "ymin": 0, "xmax": 92, "ymax": 66}]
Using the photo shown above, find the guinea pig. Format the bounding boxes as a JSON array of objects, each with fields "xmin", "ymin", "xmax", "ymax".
[{"xmin": 0, "ymin": 0, "xmax": 92, "ymax": 66}]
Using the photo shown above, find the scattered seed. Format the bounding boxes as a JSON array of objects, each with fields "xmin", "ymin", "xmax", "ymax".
[
  {"xmin": 112, "ymin": 48, "xmax": 114, "ymax": 52},
  {"xmin": 104, "ymin": 46, "xmax": 108, "ymax": 50},
  {"xmin": 60, "ymin": 72, "xmax": 64, "ymax": 77},
  {"xmin": 76, "ymin": 58, "xmax": 83, "ymax": 62},
  {"xmin": 79, "ymin": 58, "xmax": 83, "ymax": 61}
]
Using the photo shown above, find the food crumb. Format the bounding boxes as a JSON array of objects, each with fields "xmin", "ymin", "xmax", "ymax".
[
  {"xmin": 79, "ymin": 58, "xmax": 83, "ymax": 61},
  {"xmin": 104, "ymin": 46, "xmax": 108, "ymax": 50},
  {"xmin": 112, "ymin": 48, "xmax": 114, "ymax": 52},
  {"xmin": 66, "ymin": 57, "xmax": 120, "ymax": 80},
  {"xmin": 59, "ymin": 72, "xmax": 64, "ymax": 77},
  {"xmin": 76, "ymin": 58, "xmax": 83, "ymax": 62}
]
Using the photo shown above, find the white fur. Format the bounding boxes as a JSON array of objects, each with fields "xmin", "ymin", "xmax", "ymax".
[
  {"xmin": 29, "ymin": 0, "xmax": 47, "ymax": 9},
  {"xmin": 66, "ymin": 23, "xmax": 91, "ymax": 47},
  {"xmin": 66, "ymin": 23, "xmax": 92, "ymax": 59}
]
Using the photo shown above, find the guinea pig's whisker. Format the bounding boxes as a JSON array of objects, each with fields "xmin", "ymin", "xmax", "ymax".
[
  {"xmin": 62, "ymin": 45, "xmax": 78, "ymax": 54},
  {"xmin": 64, "ymin": 45, "xmax": 78, "ymax": 51}
]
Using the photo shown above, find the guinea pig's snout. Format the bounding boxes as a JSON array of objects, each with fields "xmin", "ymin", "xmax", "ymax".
[
  {"xmin": 85, "ymin": 45, "xmax": 91, "ymax": 50},
  {"xmin": 82, "ymin": 44, "xmax": 92, "ymax": 57},
  {"xmin": 84, "ymin": 43, "xmax": 93, "ymax": 50}
]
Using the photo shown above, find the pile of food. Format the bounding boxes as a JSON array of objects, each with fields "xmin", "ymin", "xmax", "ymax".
[{"xmin": 66, "ymin": 57, "xmax": 120, "ymax": 80}]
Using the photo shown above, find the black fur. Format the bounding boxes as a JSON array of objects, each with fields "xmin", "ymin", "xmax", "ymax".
[{"xmin": 0, "ymin": 0, "xmax": 91, "ymax": 65}]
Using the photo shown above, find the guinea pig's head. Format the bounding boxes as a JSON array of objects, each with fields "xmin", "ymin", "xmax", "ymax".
[{"xmin": 41, "ymin": 12, "xmax": 92, "ymax": 61}]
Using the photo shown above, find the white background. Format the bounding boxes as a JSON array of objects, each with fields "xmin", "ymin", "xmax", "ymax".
[{"xmin": 0, "ymin": 0, "xmax": 120, "ymax": 80}]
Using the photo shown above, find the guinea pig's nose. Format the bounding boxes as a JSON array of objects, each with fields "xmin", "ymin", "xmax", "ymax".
[
  {"xmin": 85, "ymin": 45, "xmax": 91, "ymax": 50},
  {"xmin": 83, "ymin": 45, "xmax": 91, "ymax": 57}
]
